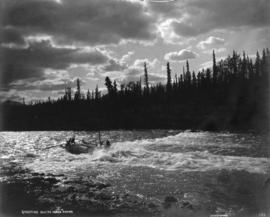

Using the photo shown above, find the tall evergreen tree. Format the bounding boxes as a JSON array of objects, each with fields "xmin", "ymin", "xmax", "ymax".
[
  {"xmin": 180, "ymin": 74, "xmax": 183, "ymax": 87},
  {"xmin": 213, "ymin": 50, "xmax": 217, "ymax": 84},
  {"xmin": 241, "ymin": 51, "xmax": 247, "ymax": 80},
  {"xmin": 144, "ymin": 62, "xmax": 149, "ymax": 93},
  {"xmin": 186, "ymin": 60, "xmax": 191, "ymax": 86},
  {"xmin": 113, "ymin": 80, "xmax": 118, "ymax": 94},
  {"xmin": 64, "ymin": 86, "xmax": 72, "ymax": 101},
  {"xmin": 67, "ymin": 87, "xmax": 72, "ymax": 101},
  {"xmin": 166, "ymin": 62, "xmax": 172, "ymax": 92},
  {"xmin": 105, "ymin": 76, "xmax": 113, "ymax": 95},
  {"xmin": 186, "ymin": 60, "xmax": 190, "ymax": 73},
  {"xmin": 255, "ymin": 51, "xmax": 261, "ymax": 78},
  {"xmin": 86, "ymin": 89, "xmax": 91, "ymax": 101},
  {"xmin": 192, "ymin": 71, "xmax": 197, "ymax": 86},
  {"xmin": 262, "ymin": 49, "xmax": 267, "ymax": 80},
  {"xmin": 74, "ymin": 78, "xmax": 81, "ymax": 101},
  {"xmin": 95, "ymin": 85, "xmax": 100, "ymax": 101}
]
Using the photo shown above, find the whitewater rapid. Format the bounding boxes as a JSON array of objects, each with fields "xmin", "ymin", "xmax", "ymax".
[{"xmin": 1, "ymin": 131, "xmax": 268, "ymax": 176}]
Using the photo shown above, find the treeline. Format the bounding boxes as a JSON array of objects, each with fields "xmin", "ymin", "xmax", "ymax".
[{"xmin": 2, "ymin": 49, "xmax": 269, "ymax": 132}]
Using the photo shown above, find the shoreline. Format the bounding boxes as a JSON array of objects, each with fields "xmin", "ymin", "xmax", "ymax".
[{"xmin": 1, "ymin": 167, "xmax": 269, "ymax": 217}]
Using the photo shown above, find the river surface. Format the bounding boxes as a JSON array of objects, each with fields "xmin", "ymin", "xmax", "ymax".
[{"xmin": 0, "ymin": 130, "xmax": 269, "ymax": 217}]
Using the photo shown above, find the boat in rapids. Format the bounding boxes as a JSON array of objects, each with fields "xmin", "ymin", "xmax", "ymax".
[
  {"xmin": 64, "ymin": 138, "xmax": 95, "ymax": 154},
  {"xmin": 64, "ymin": 135, "xmax": 111, "ymax": 154}
]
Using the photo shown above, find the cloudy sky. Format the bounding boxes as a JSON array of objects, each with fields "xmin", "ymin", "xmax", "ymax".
[{"xmin": 0, "ymin": 0, "xmax": 269, "ymax": 102}]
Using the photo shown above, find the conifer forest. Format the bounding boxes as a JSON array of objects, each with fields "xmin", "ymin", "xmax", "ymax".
[{"xmin": 2, "ymin": 49, "xmax": 269, "ymax": 132}]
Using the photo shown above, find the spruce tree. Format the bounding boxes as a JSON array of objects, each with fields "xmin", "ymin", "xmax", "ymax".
[
  {"xmin": 144, "ymin": 62, "xmax": 149, "ymax": 93},
  {"xmin": 74, "ymin": 78, "xmax": 81, "ymax": 101},
  {"xmin": 213, "ymin": 50, "xmax": 217, "ymax": 84},
  {"xmin": 86, "ymin": 89, "xmax": 91, "ymax": 101},
  {"xmin": 186, "ymin": 60, "xmax": 191, "ymax": 86},
  {"xmin": 166, "ymin": 62, "xmax": 172, "ymax": 92},
  {"xmin": 105, "ymin": 76, "xmax": 113, "ymax": 95},
  {"xmin": 95, "ymin": 85, "xmax": 100, "ymax": 101}
]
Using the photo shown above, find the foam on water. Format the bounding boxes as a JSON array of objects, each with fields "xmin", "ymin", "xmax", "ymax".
[
  {"xmin": 0, "ymin": 131, "xmax": 269, "ymax": 177},
  {"xmin": 90, "ymin": 139, "xmax": 270, "ymax": 174},
  {"xmin": 17, "ymin": 132, "xmax": 270, "ymax": 175}
]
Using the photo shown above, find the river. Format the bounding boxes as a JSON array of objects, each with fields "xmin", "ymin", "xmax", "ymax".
[{"xmin": 0, "ymin": 130, "xmax": 269, "ymax": 217}]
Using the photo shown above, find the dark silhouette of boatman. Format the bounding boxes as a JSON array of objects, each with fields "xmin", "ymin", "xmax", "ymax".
[
  {"xmin": 67, "ymin": 136, "xmax": 75, "ymax": 147},
  {"xmin": 97, "ymin": 139, "xmax": 111, "ymax": 149},
  {"xmin": 105, "ymin": 140, "xmax": 111, "ymax": 148}
]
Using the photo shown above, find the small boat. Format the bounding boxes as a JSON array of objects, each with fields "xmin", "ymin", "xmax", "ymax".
[
  {"xmin": 65, "ymin": 143, "xmax": 93, "ymax": 154},
  {"xmin": 64, "ymin": 139, "xmax": 95, "ymax": 154},
  {"xmin": 64, "ymin": 134, "xmax": 111, "ymax": 155}
]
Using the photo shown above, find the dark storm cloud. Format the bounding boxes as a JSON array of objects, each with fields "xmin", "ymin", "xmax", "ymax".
[
  {"xmin": 2, "ymin": 0, "xmax": 157, "ymax": 45},
  {"xmin": 150, "ymin": 0, "xmax": 270, "ymax": 37},
  {"xmin": 0, "ymin": 66, "xmax": 45, "ymax": 91},
  {"xmin": 0, "ymin": 27, "xmax": 26, "ymax": 45},
  {"xmin": 0, "ymin": 0, "xmax": 158, "ymax": 93},
  {"xmin": 0, "ymin": 40, "xmax": 109, "ymax": 88}
]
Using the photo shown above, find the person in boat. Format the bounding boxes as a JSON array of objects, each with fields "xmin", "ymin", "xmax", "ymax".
[
  {"xmin": 68, "ymin": 136, "xmax": 75, "ymax": 144},
  {"xmin": 66, "ymin": 136, "xmax": 76, "ymax": 148},
  {"xmin": 96, "ymin": 139, "xmax": 111, "ymax": 149},
  {"xmin": 65, "ymin": 136, "xmax": 91, "ymax": 154},
  {"xmin": 65, "ymin": 135, "xmax": 111, "ymax": 153},
  {"xmin": 104, "ymin": 140, "xmax": 111, "ymax": 149}
]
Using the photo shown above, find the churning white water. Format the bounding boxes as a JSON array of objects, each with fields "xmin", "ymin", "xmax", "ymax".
[
  {"xmin": 0, "ymin": 131, "xmax": 269, "ymax": 177},
  {"xmin": 1, "ymin": 130, "xmax": 269, "ymax": 216}
]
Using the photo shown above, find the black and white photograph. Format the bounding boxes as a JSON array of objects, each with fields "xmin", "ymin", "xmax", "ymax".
[{"xmin": 0, "ymin": 0, "xmax": 269, "ymax": 216}]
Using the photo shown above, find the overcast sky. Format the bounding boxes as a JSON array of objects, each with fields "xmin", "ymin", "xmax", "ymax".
[{"xmin": 0, "ymin": 0, "xmax": 269, "ymax": 102}]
